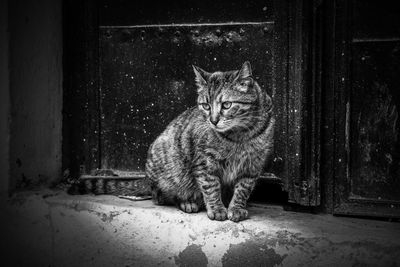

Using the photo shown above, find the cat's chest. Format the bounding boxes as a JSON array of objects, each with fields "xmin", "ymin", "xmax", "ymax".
[
  {"xmin": 216, "ymin": 139, "xmax": 264, "ymax": 160},
  {"xmin": 203, "ymin": 133, "xmax": 270, "ymax": 182},
  {"xmin": 216, "ymin": 143, "xmax": 262, "ymax": 183},
  {"xmin": 218, "ymin": 150, "xmax": 249, "ymax": 184}
]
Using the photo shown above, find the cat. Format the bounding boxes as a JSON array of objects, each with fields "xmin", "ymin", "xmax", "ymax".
[
  {"xmin": 69, "ymin": 62, "xmax": 274, "ymax": 222},
  {"xmin": 146, "ymin": 61, "xmax": 274, "ymax": 222}
]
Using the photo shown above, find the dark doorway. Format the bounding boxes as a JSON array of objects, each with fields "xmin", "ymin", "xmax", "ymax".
[{"xmin": 63, "ymin": 0, "xmax": 321, "ymax": 207}]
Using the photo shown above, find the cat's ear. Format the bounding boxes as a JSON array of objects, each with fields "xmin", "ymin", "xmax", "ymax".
[
  {"xmin": 237, "ymin": 61, "xmax": 252, "ymax": 79},
  {"xmin": 234, "ymin": 62, "xmax": 253, "ymax": 92},
  {"xmin": 192, "ymin": 65, "xmax": 209, "ymax": 89}
]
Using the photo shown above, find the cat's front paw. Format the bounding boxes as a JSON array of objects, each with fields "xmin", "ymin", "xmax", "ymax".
[
  {"xmin": 179, "ymin": 202, "xmax": 200, "ymax": 213},
  {"xmin": 207, "ymin": 207, "xmax": 227, "ymax": 221},
  {"xmin": 227, "ymin": 208, "xmax": 248, "ymax": 222}
]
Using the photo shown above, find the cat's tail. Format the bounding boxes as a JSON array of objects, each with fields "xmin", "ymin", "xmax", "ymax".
[{"xmin": 67, "ymin": 176, "xmax": 152, "ymax": 200}]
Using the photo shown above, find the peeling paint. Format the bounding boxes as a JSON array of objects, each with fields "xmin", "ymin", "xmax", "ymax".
[
  {"xmin": 190, "ymin": 30, "xmax": 245, "ymax": 46},
  {"xmin": 96, "ymin": 211, "xmax": 121, "ymax": 223},
  {"xmin": 222, "ymin": 240, "xmax": 286, "ymax": 267},
  {"xmin": 174, "ymin": 244, "xmax": 208, "ymax": 267}
]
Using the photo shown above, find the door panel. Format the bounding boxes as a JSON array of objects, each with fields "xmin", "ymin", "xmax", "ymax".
[
  {"xmin": 350, "ymin": 41, "xmax": 400, "ymax": 202},
  {"xmin": 333, "ymin": 0, "xmax": 400, "ymax": 217},
  {"xmin": 99, "ymin": 24, "xmax": 276, "ymax": 171}
]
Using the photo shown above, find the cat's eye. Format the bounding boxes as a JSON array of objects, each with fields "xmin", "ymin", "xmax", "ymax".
[
  {"xmin": 201, "ymin": 103, "xmax": 210, "ymax": 110},
  {"xmin": 239, "ymin": 78, "xmax": 253, "ymax": 87},
  {"xmin": 222, "ymin": 102, "xmax": 232, "ymax": 109}
]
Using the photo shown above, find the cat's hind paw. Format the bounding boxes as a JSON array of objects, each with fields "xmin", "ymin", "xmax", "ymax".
[
  {"xmin": 179, "ymin": 202, "xmax": 200, "ymax": 213},
  {"xmin": 207, "ymin": 207, "xmax": 227, "ymax": 221},
  {"xmin": 227, "ymin": 208, "xmax": 248, "ymax": 222}
]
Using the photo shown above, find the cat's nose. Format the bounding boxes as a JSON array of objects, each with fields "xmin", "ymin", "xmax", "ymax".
[{"xmin": 210, "ymin": 118, "xmax": 219, "ymax": 126}]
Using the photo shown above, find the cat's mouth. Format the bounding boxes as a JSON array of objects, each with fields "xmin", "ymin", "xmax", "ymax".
[
  {"xmin": 213, "ymin": 126, "xmax": 226, "ymax": 132},
  {"xmin": 209, "ymin": 122, "xmax": 228, "ymax": 132}
]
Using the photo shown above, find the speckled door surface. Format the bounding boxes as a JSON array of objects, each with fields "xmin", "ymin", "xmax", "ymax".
[{"xmin": 99, "ymin": 24, "xmax": 275, "ymax": 172}]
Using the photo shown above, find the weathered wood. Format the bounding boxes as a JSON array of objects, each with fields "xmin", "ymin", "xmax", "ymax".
[
  {"xmin": 284, "ymin": 0, "xmax": 321, "ymax": 206},
  {"xmin": 332, "ymin": 0, "xmax": 400, "ymax": 218},
  {"xmin": 350, "ymin": 42, "xmax": 400, "ymax": 201},
  {"xmin": 333, "ymin": 0, "xmax": 352, "ymax": 213},
  {"xmin": 285, "ymin": 0, "xmax": 303, "ymax": 205},
  {"xmin": 273, "ymin": 0, "xmax": 289, "ymax": 191},
  {"xmin": 62, "ymin": 0, "xmax": 100, "ymax": 178},
  {"xmin": 99, "ymin": 0, "xmax": 274, "ymax": 26},
  {"xmin": 319, "ymin": 0, "xmax": 336, "ymax": 213}
]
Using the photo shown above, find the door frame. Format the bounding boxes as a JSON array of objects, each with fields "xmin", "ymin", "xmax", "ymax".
[{"xmin": 276, "ymin": 0, "xmax": 322, "ymax": 207}]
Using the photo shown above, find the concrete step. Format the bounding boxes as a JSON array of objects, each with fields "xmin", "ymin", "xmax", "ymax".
[{"xmin": 1, "ymin": 190, "xmax": 400, "ymax": 266}]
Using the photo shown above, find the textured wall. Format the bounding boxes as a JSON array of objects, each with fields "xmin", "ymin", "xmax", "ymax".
[
  {"xmin": 0, "ymin": 0, "xmax": 10, "ymax": 197},
  {"xmin": 8, "ymin": 0, "xmax": 63, "ymax": 189}
]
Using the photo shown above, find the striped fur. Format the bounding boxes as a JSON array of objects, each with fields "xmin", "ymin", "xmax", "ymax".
[
  {"xmin": 68, "ymin": 178, "xmax": 151, "ymax": 196},
  {"xmin": 146, "ymin": 62, "xmax": 275, "ymax": 222}
]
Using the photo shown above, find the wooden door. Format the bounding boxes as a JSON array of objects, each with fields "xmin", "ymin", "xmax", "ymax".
[
  {"xmin": 331, "ymin": 0, "xmax": 400, "ymax": 218},
  {"xmin": 63, "ymin": 0, "xmax": 321, "ymax": 206}
]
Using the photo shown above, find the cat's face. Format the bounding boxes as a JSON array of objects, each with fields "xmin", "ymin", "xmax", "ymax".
[{"xmin": 193, "ymin": 62, "xmax": 265, "ymax": 133}]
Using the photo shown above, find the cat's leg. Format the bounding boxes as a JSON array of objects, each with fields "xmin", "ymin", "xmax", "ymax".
[
  {"xmin": 228, "ymin": 178, "xmax": 256, "ymax": 222},
  {"xmin": 196, "ymin": 174, "xmax": 227, "ymax": 221},
  {"xmin": 190, "ymin": 152, "xmax": 227, "ymax": 220}
]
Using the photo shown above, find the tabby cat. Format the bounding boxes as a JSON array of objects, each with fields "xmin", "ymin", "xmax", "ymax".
[
  {"xmin": 145, "ymin": 62, "xmax": 274, "ymax": 222},
  {"xmin": 70, "ymin": 62, "xmax": 274, "ymax": 222}
]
